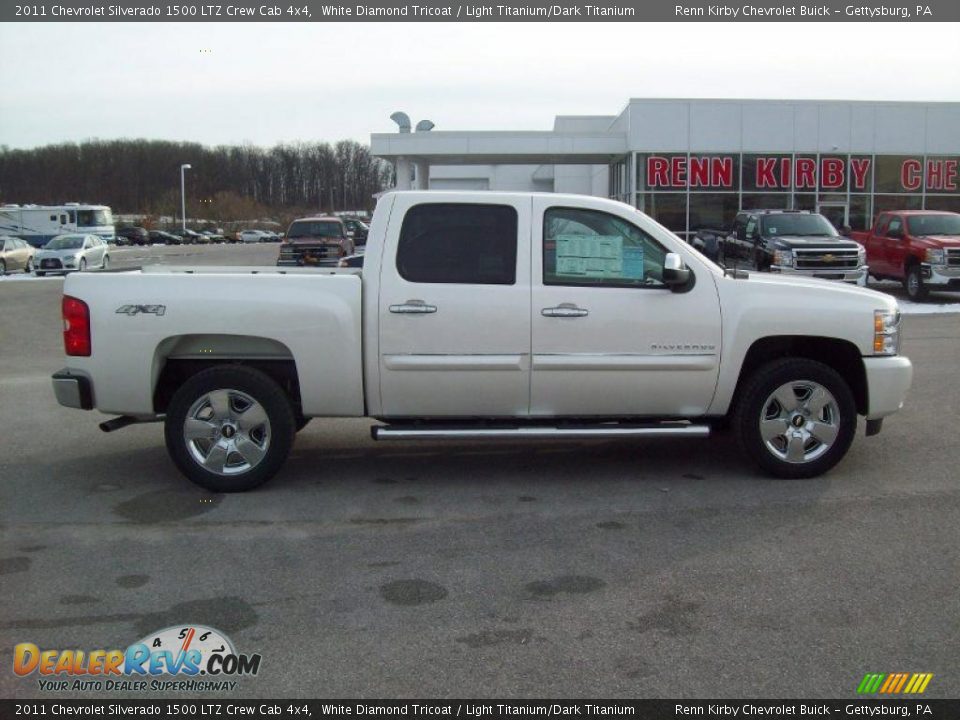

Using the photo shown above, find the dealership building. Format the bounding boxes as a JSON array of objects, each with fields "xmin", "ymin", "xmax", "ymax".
[{"xmin": 371, "ymin": 99, "xmax": 960, "ymax": 234}]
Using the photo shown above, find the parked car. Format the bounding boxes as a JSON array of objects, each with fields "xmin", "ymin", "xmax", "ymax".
[
  {"xmin": 277, "ymin": 216, "xmax": 354, "ymax": 267},
  {"xmin": 34, "ymin": 234, "xmax": 110, "ymax": 275},
  {"xmin": 52, "ymin": 191, "xmax": 911, "ymax": 492},
  {"xmin": 720, "ymin": 210, "xmax": 867, "ymax": 284},
  {"xmin": 149, "ymin": 230, "xmax": 182, "ymax": 245},
  {"xmin": 261, "ymin": 230, "xmax": 282, "ymax": 242},
  {"xmin": 172, "ymin": 229, "xmax": 205, "ymax": 244},
  {"xmin": 342, "ymin": 218, "xmax": 370, "ymax": 245},
  {"xmin": 116, "ymin": 227, "xmax": 150, "ymax": 246},
  {"xmin": 0, "ymin": 235, "xmax": 36, "ymax": 275},
  {"xmin": 849, "ymin": 210, "xmax": 960, "ymax": 301},
  {"xmin": 200, "ymin": 230, "xmax": 225, "ymax": 243},
  {"xmin": 239, "ymin": 230, "xmax": 268, "ymax": 243}
]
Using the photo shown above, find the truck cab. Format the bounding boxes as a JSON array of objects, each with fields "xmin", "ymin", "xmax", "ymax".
[{"xmin": 723, "ymin": 210, "xmax": 867, "ymax": 285}]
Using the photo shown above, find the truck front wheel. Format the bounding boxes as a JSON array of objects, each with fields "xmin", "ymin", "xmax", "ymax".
[
  {"xmin": 164, "ymin": 365, "xmax": 296, "ymax": 492},
  {"xmin": 904, "ymin": 264, "xmax": 929, "ymax": 301},
  {"xmin": 734, "ymin": 358, "xmax": 856, "ymax": 479}
]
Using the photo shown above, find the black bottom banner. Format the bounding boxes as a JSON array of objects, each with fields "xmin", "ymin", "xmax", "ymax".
[{"xmin": 2, "ymin": 700, "xmax": 959, "ymax": 720}]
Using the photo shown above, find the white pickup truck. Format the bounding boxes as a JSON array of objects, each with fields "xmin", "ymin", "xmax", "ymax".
[{"xmin": 53, "ymin": 191, "xmax": 913, "ymax": 491}]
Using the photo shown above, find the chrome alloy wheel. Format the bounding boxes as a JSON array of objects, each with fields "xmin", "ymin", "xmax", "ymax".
[
  {"xmin": 759, "ymin": 380, "xmax": 840, "ymax": 464},
  {"xmin": 183, "ymin": 389, "xmax": 271, "ymax": 476}
]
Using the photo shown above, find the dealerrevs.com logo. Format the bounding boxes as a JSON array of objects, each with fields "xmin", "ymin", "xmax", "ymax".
[{"xmin": 14, "ymin": 625, "xmax": 262, "ymax": 693}]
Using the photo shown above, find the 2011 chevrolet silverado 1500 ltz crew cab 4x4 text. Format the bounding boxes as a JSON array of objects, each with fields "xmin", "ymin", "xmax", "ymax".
[{"xmin": 52, "ymin": 192, "xmax": 913, "ymax": 492}]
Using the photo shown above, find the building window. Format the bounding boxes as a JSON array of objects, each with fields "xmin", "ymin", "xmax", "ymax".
[
  {"xmin": 645, "ymin": 193, "xmax": 687, "ymax": 233},
  {"xmin": 688, "ymin": 194, "xmax": 739, "ymax": 232},
  {"xmin": 397, "ymin": 203, "xmax": 517, "ymax": 285},
  {"xmin": 924, "ymin": 196, "xmax": 960, "ymax": 213}
]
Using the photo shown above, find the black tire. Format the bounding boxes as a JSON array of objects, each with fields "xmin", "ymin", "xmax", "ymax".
[
  {"xmin": 0, "ymin": 259, "xmax": 5, "ymax": 276},
  {"xmin": 79, "ymin": 258, "xmax": 87, "ymax": 272},
  {"xmin": 733, "ymin": 358, "xmax": 857, "ymax": 479},
  {"xmin": 102, "ymin": 255, "xmax": 110, "ymax": 270},
  {"xmin": 164, "ymin": 365, "xmax": 296, "ymax": 492},
  {"xmin": 25, "ymin": 258, "xmax": 33, "ymax": 273},
  {"xmin": 904, "ymin": 264, "xmax": 928, "ymax": 302},
  {"xmin": 35, "ymin": 270, "xmax": 45, "ymax": 277}
]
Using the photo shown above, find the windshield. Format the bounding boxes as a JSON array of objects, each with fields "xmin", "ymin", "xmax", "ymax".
[
  {"xmin": 760, "ymin": 214, "xmax": 838, "ymax": 237},
  {"xmin": 907, "ymin": 214, "xmax": 960, "ymax": 236},
  {"xmin": 45, "ymin": 235, "xmax": 84, "ymax": 250},
  {"xmin": 287, "ymin": 221, "xmax": 343, "ymax": 239},
  {"xmin": 76, "ymin": 209, "xmax": 112, "ymax": 227}
]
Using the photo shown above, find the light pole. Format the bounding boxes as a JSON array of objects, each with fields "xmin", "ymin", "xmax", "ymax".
[{"xmin": 180, "ymin": 164, "xmax": 192, "ymax": 231}]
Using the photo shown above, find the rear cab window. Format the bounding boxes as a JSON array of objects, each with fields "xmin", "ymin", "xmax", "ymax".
[{"xmin": 397, "ymin": 203, "xmax": 518, "ymax": 285}]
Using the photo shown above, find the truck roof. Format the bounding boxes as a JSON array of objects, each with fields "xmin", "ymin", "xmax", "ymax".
[{"xmin": 292, "ymin": 215, "xmax": 342, "ymax": 222}]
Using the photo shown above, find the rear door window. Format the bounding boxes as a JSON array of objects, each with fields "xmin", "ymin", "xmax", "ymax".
[{"xmin": 397, "ymin": 203, "xmax": 518, "ymax": 285}]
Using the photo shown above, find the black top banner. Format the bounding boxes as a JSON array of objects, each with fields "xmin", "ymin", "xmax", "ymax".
[
  {"xmin": 3, "ymin": 700, "xmax": 960, "ymax": 720},
  {"xmin": 4, "ymin": 0, "xmax": 959, "ymax": 22}
]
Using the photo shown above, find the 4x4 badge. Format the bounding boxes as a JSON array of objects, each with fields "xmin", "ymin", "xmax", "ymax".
[{"xmin": 115, "ymin": 304, "xmax": 166, "ymax": 317}]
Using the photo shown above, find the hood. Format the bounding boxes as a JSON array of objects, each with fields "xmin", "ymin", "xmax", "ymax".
[
  {"xmin": 37, "ymin": 247, "xmax": 84, "ymax": 257},
  {"xmin": 742, "ymin": 269, "xmax": 896, "ymax": 305},
  {"xmin": 911, "ymin": 235, "xmax": 960, "ymax": 249},
  {"xmin": 286, "ymin": 236, "xmax": 344, "ymax": 245},
  {"xmin": 766, "ymin": 235, "xmax": 861, "ymax": 249}
]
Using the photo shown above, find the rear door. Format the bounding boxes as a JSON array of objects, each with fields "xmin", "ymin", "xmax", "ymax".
[
  {"xmin": 377, "ymin": 196, "xmax": 531, "ymax": 418},
  {"xmin": 530, "ymin": 198, "xmax": 721, "ymax": 418}
]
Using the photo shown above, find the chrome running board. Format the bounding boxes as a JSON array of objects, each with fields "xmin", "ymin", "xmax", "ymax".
[{"xmin": 371, "ymin": 423, "xmax": 710, "ymax": 441}]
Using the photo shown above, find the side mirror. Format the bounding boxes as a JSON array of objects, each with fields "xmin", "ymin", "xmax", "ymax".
[
  {"xmin": 840, "ymin": 225, "xmax": 852, "ymax": 237},
  {"xmin": 663, "ymin": 252, "xmax": 691, "ymax": 288},
  {"xmin": 887, "ymin": 227, "xmax": 902, "ymax": 239}
]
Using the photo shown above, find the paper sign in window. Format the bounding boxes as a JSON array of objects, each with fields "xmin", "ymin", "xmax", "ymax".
[{"xmin": 555, "ymin": 234, "xmax": 639, "ymax": 280}]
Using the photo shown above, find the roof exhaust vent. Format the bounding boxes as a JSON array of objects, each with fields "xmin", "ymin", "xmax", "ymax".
[{"xmin": 390, "ymin": 112, "xmax": 411, "ymax": 133}]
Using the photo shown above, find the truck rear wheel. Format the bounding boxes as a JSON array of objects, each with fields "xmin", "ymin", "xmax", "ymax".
[
  {"xmin": 734, "ymin": 358, "xmax": 856, "ymax": 479},
  {"xmin": 164, "ymin": 365, "xmax": 296, "ymax": 492},
  {"xmin": 904, "ymin": 264, "xmax": 928, "ymax": 301}
]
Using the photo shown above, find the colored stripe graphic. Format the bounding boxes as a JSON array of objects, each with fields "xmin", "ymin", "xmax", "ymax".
[{"xmin": 858, "ymin": 673, "xmax": 933, "ymax": 694}]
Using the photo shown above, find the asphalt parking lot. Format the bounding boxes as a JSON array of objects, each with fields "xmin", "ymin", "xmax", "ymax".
[{"xmin": 1, "ymin": 244, "xmax": 958, "ymax": 699}]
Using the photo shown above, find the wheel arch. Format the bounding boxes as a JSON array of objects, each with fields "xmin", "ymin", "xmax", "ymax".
[
  {"xmin": 731, "ymin": 336, "xmax": 867, "ymax": 416},
  {"xmin": 152, "ymin": 334, "xmax": 302, "ymax": 414}
]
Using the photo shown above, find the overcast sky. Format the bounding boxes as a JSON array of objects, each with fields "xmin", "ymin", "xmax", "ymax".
[{"xmin": 1, "ymin": 22, "xmax": 958, "ymax": 149}]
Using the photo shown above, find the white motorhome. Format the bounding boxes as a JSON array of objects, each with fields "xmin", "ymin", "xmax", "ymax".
[{"xmin": 0, "ymin": 203, "xmax": 115, "ymax": 247}]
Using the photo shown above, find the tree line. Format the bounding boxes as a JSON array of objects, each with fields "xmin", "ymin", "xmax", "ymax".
[{"xmin": 0, "ymin": 139, "xmax": 394, "ymax": 223}]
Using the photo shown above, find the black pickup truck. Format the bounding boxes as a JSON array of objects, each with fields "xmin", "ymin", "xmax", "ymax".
[{"xmin": 712, "ymin": 210, "xmax": 868, "ymax": 285}]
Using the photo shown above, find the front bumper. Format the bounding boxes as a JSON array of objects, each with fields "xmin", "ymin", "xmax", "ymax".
[
  {"xmin": 863, "ymin": 356, "xmax": 912, "ymax": 420},
  {"xmin": 770, "ymin": 264, "xmax": 869, "ymax": 285},
  {"xmin": 922, "ymin": 263, "xmax": 960, "ymax": 289},
  {"xmin": 52, "ymin": 370, "xmax": 94, "ymax": 410}
]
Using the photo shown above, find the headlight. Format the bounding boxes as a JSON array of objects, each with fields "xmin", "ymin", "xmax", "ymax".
[
  {"xmin": 857, "ymin": 244, "xmax": 866, "ymax": 265},
  {"xmin": 873, "ymin": 309, "xmax": 901, "ymax": 356},
  {"xmin": 924, "ymin": 248, "xmax": 946, "ymax": 265},
  {"xmin": 773, "ymin": 249, "xmax": 794, "ymax": 267}
]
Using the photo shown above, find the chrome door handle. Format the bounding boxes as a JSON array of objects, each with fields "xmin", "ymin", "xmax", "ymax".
[
  {"xmin": 541, "ymin": 304, "xmax": 589, "ymax": 318},
  {"xmin": 389, "ymin": 300, "xmax": 437, "ymax": 314}
]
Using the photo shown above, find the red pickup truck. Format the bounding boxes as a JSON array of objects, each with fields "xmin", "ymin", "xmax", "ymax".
[{"xmin": 849, "ymin": 210, "xmax": 960, "ymax": 301}]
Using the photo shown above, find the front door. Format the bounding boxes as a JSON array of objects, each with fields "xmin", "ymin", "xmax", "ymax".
[
  {"xmin": 529, "ymin": 198, "xmax": 721, "ymax": 418},
  {"xmin": 378, "ymin": 195, "xmax": 531, "ymax": 418}
]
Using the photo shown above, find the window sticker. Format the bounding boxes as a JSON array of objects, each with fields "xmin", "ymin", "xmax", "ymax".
[
  {"xmin": 768, "ymin": 226, "xmax": 777, "ymax": 234},
  {"xmin": 555, "ymin": 234, "xmax": 634, "ymax": 280}
]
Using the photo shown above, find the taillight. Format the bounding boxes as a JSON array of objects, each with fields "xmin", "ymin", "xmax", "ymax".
[{"xmin": 62, "ymin": 295, "xmax": 91, "ymax": 356}]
